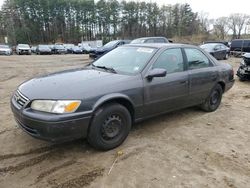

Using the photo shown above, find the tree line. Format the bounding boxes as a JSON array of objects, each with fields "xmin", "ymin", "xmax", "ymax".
[{"xmin": 0, "ymin": 0, "xmax": 249, "ymax": 45}]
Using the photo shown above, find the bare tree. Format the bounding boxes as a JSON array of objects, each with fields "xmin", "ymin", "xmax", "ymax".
[
  {"xmin": 198, "ymin": 11, "xmax": 210, "ymax": 33},
  {"xmin": 228, "ymin": 13, "xmax": 249, "ymax": 39},
  {"xmin": 213, "ymin": 17, "xmax": 229, "ymax": 40}
]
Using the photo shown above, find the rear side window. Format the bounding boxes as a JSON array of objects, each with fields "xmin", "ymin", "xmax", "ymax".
[
  {"xmin": 153, "ymin": 48, "xmax": 184, "ymax": 74},
  {"xmin": 184, "ymin": 48, "xmax": 210, "ymax": 70},
  {"xmin": 231, "ymin": 40, "xmax": 243, "ymax": 48}
]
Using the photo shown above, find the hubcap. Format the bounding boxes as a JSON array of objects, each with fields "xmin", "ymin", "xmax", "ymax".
[
  {"xmin": 101, "ymin": 114, "xmax": 122, "ymax": 140},
  {"xmin": 210, "ymin": 90, "xmax": 219, "ymax": 105}
]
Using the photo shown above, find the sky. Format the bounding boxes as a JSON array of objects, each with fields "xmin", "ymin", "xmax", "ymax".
[{"xmin": 0, "ymin": 0, "xmax": 249, "ymax": 19}]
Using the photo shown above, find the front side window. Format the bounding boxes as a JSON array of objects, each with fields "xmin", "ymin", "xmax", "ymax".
[
  {"xmin": 184, "ymin": 48, "xmax": 210, "ymax": 70},
  {"xmin": 152, "ymin": 48, "xmax": 184, "ymax": 74}
]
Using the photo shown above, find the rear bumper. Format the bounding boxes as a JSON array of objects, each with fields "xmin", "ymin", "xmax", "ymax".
[
  {"xmin": 11, "ymin": 97, "xmax": 92, "ymax": 142},
  {"xmin": 225, "ymin": 79, "xmax": 235, "ymax": 92}
]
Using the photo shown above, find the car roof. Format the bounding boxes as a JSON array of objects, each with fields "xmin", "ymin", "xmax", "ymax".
[
  {"xmin": 201, "ymin": 43, "xmax": 222, "ymax": 46},
  {"xmin": 135, "ymin": 37, "xmax": 167, "ymax": 39},
  {"xmin": 125, "ymin": 43, "xmax": 195, "ymax": 49}
]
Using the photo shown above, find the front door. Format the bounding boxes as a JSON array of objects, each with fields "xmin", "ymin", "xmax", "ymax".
[{"xmin": 143, "ymin": 48, "xmax": 189, "ymax": 117}]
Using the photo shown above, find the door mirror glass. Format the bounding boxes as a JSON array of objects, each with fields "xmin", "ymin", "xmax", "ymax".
[{"xmin": 147, "ymin": 68, "xmax": 167, "ymax": 79}]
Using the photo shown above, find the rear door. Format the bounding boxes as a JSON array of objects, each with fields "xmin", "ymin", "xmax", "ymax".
[
  {"xmin": 184, "ymin": 48, "xmax": 218, "ymax": 105},
  {"xmin": 143, "ymin": 48, "xmax": 189, "ymax": 116}
]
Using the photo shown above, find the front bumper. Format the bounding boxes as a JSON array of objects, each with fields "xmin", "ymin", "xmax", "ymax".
[
  {"xmin": 18, "ymin": 50, "xmax": 31, "ymax": 55},
  {"xmin": 237, "ymin": 67, "xmax": 250, "ymax": 80},
  {"xmin": 11, "ymin": 96, "xmax": 92, "ymax": 142},
  {"xmin": 0, "ymin": 50, "xmax": 11, "ymax": 55}
]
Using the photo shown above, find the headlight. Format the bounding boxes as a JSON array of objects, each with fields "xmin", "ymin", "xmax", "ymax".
[{"xmin": 31, "ymin": 100, "xmax": 81, "ymax": 114}]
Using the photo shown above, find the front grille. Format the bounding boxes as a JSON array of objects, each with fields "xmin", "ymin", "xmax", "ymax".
[{"xmin": 14, "ymin": 90, "xmax": 29, "ymax": 107}]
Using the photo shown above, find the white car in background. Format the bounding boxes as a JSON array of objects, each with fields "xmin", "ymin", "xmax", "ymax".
[
  {"xmin": 0, "ymin": 44, "xmax": 12, "ymax": 55},
  {"xmin": 16, "ymin": 44, "xmax": 31, "ymax": 55}
]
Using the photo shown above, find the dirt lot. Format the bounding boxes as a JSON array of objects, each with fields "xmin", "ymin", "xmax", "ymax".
[{"xmin": 0, "ymin": 54, "xmax": 250, "ymax": 188}]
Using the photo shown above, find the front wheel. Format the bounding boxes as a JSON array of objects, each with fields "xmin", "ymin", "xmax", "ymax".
[
  {"xmin": 201, "ymin": 84, "xmax": 223, "ymax": 112},
  {"xmin": 224, "ymin": 53, "xmax": 229, "ymax": 60},
  {"xmin": 88, "ymin": 103, "xmax": 131, "ymax": 150}
]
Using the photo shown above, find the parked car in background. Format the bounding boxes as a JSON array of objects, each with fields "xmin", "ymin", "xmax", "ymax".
[
  {"xmin": 11, "ymin": 43, "xmax": 234, "ymax": 150},
  {"xmin": 237, "ymin": 53, "xmax": 250, "ymax": 81},
  {"xmin": 80, "ymin": 43, "xmax": 96, "ymax": 54},
  {"xmin": 36, "ymin": 45, "xmax": 52, "ymax": 55},
  {"xmin": 16, "ymin": 44, "xmax": 31, "ymax": 55},
  {"xmin": 130, "ymin": 37, "xmax": 169, "ymax": 44},
  {"xmin": 200, "ymin": 43, "xmax": 229, "ymax": 60},
  {"xmin": 68, "ymin": 46, "xmax": 83, "ymax": 54},
  {"xmin": 0, "ymin": 44, "xmax": 12, "ymax": 55},
  {"xmin": 230, "ymin": 39, "xmax": 250, "ymax": 56},
  {"xmin": 51, "ymin": 44, "xmax": 67, "ymax": 54},
  {"xmin": 89, "ymin": 40, "xmax": 130, "ymax": 59},
  {"xmin": 64, "ymin": 44, "xmax": 75, "ymax": 53}
]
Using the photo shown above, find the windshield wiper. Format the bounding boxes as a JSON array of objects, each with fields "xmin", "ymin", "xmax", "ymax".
[{"xmin": 92, "ymin": 64, "xmax": 117, "ymax": 73}]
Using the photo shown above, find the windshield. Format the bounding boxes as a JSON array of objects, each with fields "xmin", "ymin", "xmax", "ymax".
[
  {"xmin": 200, "ymin": 43, "xmax": 216, "ymax": 51},
  {"xmin": 0, "ymin": 45, "xmax": 9, "ymax": 49},
  {"xmin": 130, "ymin": 39, "xmax": 145, "ymax": 44},
  {"xmin": 18, "ymin": 44, "xmax": 30, "ymax": 48},
  {"xmin": 92, "ymin": 46, "xmax": 157, "ymax": 74},
  {"xmin": 103, "ymin": 41, "xmax": 119, "ymax": 48}
]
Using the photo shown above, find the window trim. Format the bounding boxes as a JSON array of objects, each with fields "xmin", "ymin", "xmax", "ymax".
[{"xmin": 183, "ymin": 47, "xmax": 214, "ymax": 70}]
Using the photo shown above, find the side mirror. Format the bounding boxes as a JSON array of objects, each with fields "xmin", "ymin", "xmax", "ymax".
[
  {"xmin": 214, "ymin": 47, "xmax": 219, "ymax": 51},
  {"xmin": 146, "ymin": 68, "xmax": 167, "ymax": 79}
]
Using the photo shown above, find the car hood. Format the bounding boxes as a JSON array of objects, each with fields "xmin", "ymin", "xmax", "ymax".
[{"xmin": 18, "ymin": 68, "xmax": 134, "ymax": 100}]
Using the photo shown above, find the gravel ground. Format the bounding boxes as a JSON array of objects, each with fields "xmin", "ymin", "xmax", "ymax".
[{"xmin": 0, "ymin": 54, "xmax": 249, "ymax": 188}]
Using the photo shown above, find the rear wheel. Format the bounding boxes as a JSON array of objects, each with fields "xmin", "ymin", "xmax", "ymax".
[
  {"xmin": 201, "ymin": 84, "xmax": 223, "ymax": 112},
  {"xmin": 88, "ymin": 103, "xmax": 131, "ymax": 150}
]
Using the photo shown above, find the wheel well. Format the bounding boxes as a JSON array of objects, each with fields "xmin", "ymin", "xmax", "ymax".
[
  {"xmin": 218, "ymin": 81, "xmax": 225, "ymax": 92},
  {"xmin": 96, "ymin": 98, "xmax": 135, "ymax": 121}
]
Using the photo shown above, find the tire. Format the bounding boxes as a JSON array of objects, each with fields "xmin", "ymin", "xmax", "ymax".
[
  {"xmin": 224, "ymin": 53, "xmax": 229, "ymax": 60},
  {"xmin": 201, "ymin": 84, "xmax": 223, "ymax": 112},
  {"xmin": 88, "ymin": 103, "xmax": 131, "ymax": 150}
]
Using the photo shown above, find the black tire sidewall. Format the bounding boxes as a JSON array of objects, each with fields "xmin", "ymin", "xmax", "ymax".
[
  {"xmin": 202, "ymin": 84, "xmax": 223, "ymax": 112},
  {"xmin": 88, "ymin": 103, "xmax": 131, "ymax": 150}
]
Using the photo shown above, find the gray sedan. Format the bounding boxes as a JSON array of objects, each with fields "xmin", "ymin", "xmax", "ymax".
[{"xmin": 11, "ymin": 44, "xmax": 234, "ymax": 150}]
